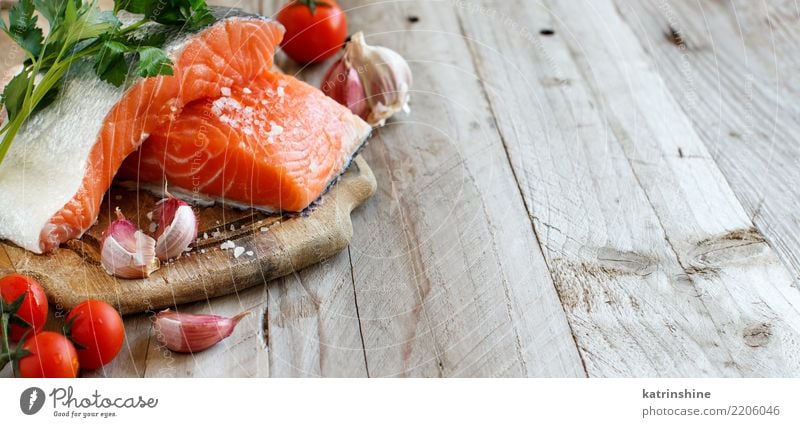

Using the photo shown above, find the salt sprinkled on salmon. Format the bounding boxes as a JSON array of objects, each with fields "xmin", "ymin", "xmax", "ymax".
[{"xmin": 119, "ymin": 70, "xmax": 371, "ymax": 213}]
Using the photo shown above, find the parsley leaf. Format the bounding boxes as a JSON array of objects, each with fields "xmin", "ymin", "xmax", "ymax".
[
  {"xmin": 95, "ymin": 40, "xmax": 131, "ymax": 86},
  {"xmin": 0, "ymin": 0, "xmax": 215, "ymax": 166},
  {"xmin": 2, "ymin": 0, "xmax": 44, "ymax": 57},
  {"xmin": 0, "ymin": 70, "xmax": 32, "ymax": 122},
  {"xmin": 33, "ymin": 0, "xmax": 69, "ymax": 29},
  {"xmin": 58, "ymin": 0, "xmax": 120, "ymax": 46},
  {"xmin": 115, "ymin": 0, "xmax": 215, "ymax": 31},
  {"xmin": 136, "ymin": 47, "xmax": 173, "ymax": 78}
]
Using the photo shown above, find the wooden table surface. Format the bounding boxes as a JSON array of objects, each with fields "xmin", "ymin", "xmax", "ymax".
[{"xmin": 2, "ymin": 0, "xmax": 799, "ymax": 377}]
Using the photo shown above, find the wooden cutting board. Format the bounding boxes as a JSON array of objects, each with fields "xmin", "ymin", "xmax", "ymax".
[{"xmin": 0, "ymin": 157, "xmax": 376, "ymax": 315}]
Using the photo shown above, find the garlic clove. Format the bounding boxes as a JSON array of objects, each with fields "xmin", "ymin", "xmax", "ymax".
[
  {"xmin": 321, "ymin": 31, "xmax": 413, "ymax": 127},
  {"xmin": 101, "ymin": 208, "xmax": 160, "ymax": 279},
  {"xmin": 347, "ymin": 32, "xmax": 413, "ymax": 126},
  {"xmin": 321, "ymin": 57, "xmax": 370, "ymax": 120},
  {"xmin": 153, "ymin": 309, "xmax": 249, "ymax": 353},
  {"xmin": 150, "ymin": 195, "xmax": 198, "ymax": 261}
]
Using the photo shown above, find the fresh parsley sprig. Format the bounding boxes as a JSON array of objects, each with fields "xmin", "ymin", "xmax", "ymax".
[{"xmin": 0, "ymin": 0, "xmax": 215, "ymax": 166}]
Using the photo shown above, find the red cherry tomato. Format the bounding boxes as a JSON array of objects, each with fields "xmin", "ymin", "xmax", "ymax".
[
  {"xmin": 277, "ymin": 0, "xmax": 348, "ymax": 64},
  {"xmin": 18, "ymin": 331, "xmax": 79, "ymax": 378},
  {"xmin": 0, "ymin": 274, "xmax": 48, "ymax": 342},
  {"xmin": 65, "ymin": 299, "xmax": 125, "ymax": 370}
]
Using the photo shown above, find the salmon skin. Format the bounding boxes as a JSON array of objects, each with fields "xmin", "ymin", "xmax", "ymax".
[{"xmin": 0, "ymin": 7, "xmax": 371, "ymax": 254}]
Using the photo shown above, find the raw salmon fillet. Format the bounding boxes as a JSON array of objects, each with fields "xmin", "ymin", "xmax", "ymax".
[
  {"xmin": 0, "ymin": 9, "xmax": 369, "ymax": 254},
  {"xmin": 118, "ymin": 72, "xmax": 371, "ymax": 212}
]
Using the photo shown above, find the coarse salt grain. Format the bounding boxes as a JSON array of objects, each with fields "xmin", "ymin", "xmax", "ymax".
[
  {"xmin": 203, "ymin": 232, "xmax": 209, "ymax": 239},
  {"xmin": 233, "ymin": 246, "xmax": 245, "ymax": 258},
  {"xmin": 149, "ymin": 222, "xmax": 157, "ymax": 233},
  {"xmin": 246, "ymin": 251, "xmax": 254, "ymax": 257},
  {"xmin": 221, "ymin": 87, "xmax": 232, "ymax": 96},
  {"xmin": 260, "ymin": 227, "xmax": 268, "ymax": 232},
  {"xmin": 243, "ymin": 87, "xmax": 252, "ymax": 94},
  {"xmin": 220, "ymin": 240, "xmax": 235, "ymax": 250}
]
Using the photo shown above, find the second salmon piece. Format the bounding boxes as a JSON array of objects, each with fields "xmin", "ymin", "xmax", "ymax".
[{"xmin": 118, "ymin": 71, "xmax": 371, "ymax": 212}]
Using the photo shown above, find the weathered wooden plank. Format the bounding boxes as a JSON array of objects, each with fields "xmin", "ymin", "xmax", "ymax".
[
  {"xmin": 457, "ymin": 0, "xmax": 800, "ymax": 376},
  {"xmin": 336, "ymin": 0, "xmax": 585, "ymax": 377},
  {"xmin": 266, "ymin": 250, "xmax": 368, "ymax": 377},
  {"xmin": 612, "ymin": 0, "xmax": 800, "ymax": 284}
]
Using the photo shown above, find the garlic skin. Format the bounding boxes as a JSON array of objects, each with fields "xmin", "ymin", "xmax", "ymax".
[
  {"xmin": 150, "ymin": 196, "xmax": 198, "ymax": 261},
  {"xmin": 321, "ymin": 59, "xmax": 370, "ymax": 120},
  {"xmin": 153, "ymin": 309, "xmax": 249, "ymax": 353},
  {"xmin": 101, "ymin": 209, "xmax": 160, "ymax": 279},
  {"xmin": 322, "ymin": 32, "xmax": 412, "ymax": 126}
]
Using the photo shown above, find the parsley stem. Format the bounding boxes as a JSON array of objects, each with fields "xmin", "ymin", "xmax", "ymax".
[
  {"xmin": 120, "ymin": 19, "xmax": 149, "ymax": 35},
  {"xmin": 0, "ymin": 1, "xmax": 211, "ymax": 168},
  {"xmin": 0, "ymin": 44, "xmax": 99, "ymax": 165}
]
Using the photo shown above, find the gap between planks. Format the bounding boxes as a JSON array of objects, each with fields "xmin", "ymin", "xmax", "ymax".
[{"xmin": 452, "ymin": 7, "xmax": 590, "ymax": 378}]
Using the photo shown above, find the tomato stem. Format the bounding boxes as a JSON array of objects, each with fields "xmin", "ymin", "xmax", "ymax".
[
  {"xmin": 0, "ymin": 293, "xmax": 31, "ymax": 375},
  {"xmin": 0, "ymin": 311, "xmax": 10, "ymax": 372},
  {"xmin": 295, "ymin": 0, "xmax": 333, "ymax": 15}
]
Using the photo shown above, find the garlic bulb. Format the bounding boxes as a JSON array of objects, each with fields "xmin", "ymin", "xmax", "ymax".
[
  {"xmin": 150, "ymin": 195, "xmax": 198, "ymax": 261},
  {"xmin": 101, "ymin": 209, "xmax": 160, "ymax": 279},
  {"xmin": 321, "ymin": 32, "xmax": 412, "ymax": 126},
  {"xmin": 153, "ymin": 309, "xmax": 249, "ymax": 353}
]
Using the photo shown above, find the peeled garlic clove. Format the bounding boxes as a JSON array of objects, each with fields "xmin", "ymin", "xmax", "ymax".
[
  {"xmin": 153, "ymin": 309, "xmax": 249, "ymax": 353},
  {"xmin": 150, "ymin": 195, "xmax": 198, "ymax": 261},
  {"xmin": 321, "ymin": 57, "xmax": 370, "ymax": 120},
  {"xmin": 101, "ymin": 209, "xmax": 160, "ymax": 279},
  {"xmin": 321, "ymin": 31, "xmax": 413, "ymax": 127}
]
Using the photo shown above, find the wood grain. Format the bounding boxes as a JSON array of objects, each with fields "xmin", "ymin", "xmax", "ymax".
[
  {"xmin": 3, "ymin": 0, "xmax": 799, "ymax": 378},
  {"xmin": 334, "ymin": 0, "xmax": 586, "ymax": 377},
  {"xmin": 456, "ymin": 0, "xmax": 800, "ymax": 376},
  {"xmin": 610, "ymin": 0, "xmax": 800, "ymax": 285}
]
